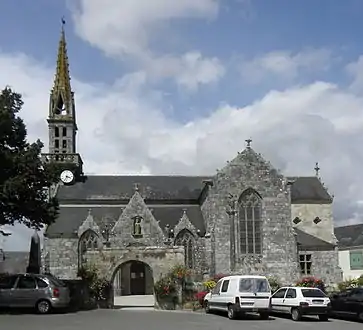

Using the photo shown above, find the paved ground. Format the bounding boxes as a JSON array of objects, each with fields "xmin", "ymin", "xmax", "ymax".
[{"xmin": 0, "ymin": 309, "xmax": 361, "ymax": 330}]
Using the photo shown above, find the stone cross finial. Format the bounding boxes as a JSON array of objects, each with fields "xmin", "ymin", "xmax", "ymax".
[
  {"xmin": 245, "ymin": 138, "xmax": 252, "ymax": 148},
  {"xmin": 134, "ymin": 182, "xmax": 139, "ymax": 192},
  {"xmin": 314, "ymin": 162, "xmax": 320, "ymax": 177}
]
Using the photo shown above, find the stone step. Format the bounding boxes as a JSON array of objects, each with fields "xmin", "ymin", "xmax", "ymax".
[{"xmin": 114, "ymin": 294, "xmax": 155, "ymax": 308}]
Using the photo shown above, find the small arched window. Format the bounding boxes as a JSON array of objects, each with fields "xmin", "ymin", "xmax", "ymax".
[
  {"xmin": 78, "ymin": 230, "xmax": 99, "ymax": 267},
  {"xmin": 238, "ymin": 189, "xmax": 262, "ymax": 255},
  {"xmin": 174, "ymin": 229, "xmax": 195, "ymax": 269}
]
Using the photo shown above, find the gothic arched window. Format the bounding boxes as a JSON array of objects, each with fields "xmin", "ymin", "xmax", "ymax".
[
  {"xmin": 174, "ymin": 229, "xmax": 195, "ymax": 269},
  {"xmin": 78, "ymin": 230, "xmax": 99, "ymax": 267},
  {"xmin": 238, "ymin": 189, "xmax": 262, "ymax": 255}
]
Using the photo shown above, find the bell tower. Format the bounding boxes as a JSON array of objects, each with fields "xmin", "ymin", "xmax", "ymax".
[{"xmin": 42, "ymin": 19, "xmax": 83, "ymax": 180}]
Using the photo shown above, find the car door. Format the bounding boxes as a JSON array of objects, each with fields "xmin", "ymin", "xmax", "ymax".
[
  {"xmin": 12, "ymin": 275, "xmax": 38, "ymax": 307},
  {"xmin": 345, "ymin": 288, "xmax": 363, "ymax": 316},
  {"xmin": 270, "ymin": 288, "xmax": 287, "ymax": 313},
  {"xmin": 283, "ymin": 288, "xmax": 297, "ymax": 313},
  {"xmin": 330, "ymin": 289, "xmax": 353, "ymax": 315},
  {"xmin": 209, "ymin": 280, "xmax": 223, "ymax": 311},
  {"xmin": 219, "ymin": 279, "xmax": 231, "ymax": 311},
  {"xmin": 0, "ymin": 275, "xmax": 19, "ymax": 307}
]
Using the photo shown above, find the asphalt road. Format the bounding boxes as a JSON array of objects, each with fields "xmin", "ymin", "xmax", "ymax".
[{"xmin": 0, "ymin": 309, "xmax": 361, "ymax": 330}]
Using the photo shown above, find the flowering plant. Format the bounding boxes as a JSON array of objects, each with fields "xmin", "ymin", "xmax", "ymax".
[
  {"xmin": 170, "ymin": 265, "xmax": 191, "ymax": 281},
  {"xmin": 194, "ymin": 291, "xmax": 208, "ymax": 306},
  {"xmin": 296, "ymin": 276, "xmax": 325, "ymax": 291},
  {"xmin": 154, "ymin": 276, "xmax": 177, "ymax": 298},
  {"xmin": 203, "ymin": 280, "xmax": 217, "ymax": 291}
]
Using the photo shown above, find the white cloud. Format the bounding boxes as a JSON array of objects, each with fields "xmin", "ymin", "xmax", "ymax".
[
  {"xmin": 240, "ymin": 48, "xmax": 333, "ymax": 84},
  {"xmin": 2, "ymin": 50, "xmax": 363, "ymax": 250},
  {"xmin": 346, "ymin": 55, "xmax": 363, "ymax": 93},
  {"xmin": 69, "ymin": 0, "xmax": 224, "ymax": 90}
]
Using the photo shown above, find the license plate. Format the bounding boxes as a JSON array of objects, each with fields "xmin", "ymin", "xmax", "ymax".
[{"xmin": 313, "ymin": 301, "xmax": 322, "ymax": 304}]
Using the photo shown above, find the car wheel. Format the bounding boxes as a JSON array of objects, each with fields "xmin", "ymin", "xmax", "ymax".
[
  {"xmin": 318, "ymin": 314, "xmax": 328, "ymax": 321},
  {"xmin": 36, "ymin": 300, "xmax": 51, "ymax": 314},
  {"xmin": 357, "ymin": 311, "xmax": 363, "ymax": 322},
  {"xmin": 204, "ymin": 301, "xmax": 211, "ymax": 314},
  {"xmin": 227, "ymin": 304, "xmax": 236, "ymax": 320},
  {"xmin": 259, "ymin": 312, "xmax": 269, "ymax": 320},
  {"xmin": 291, "ymin": 308, "xmax": 302, "ymax": 321}
]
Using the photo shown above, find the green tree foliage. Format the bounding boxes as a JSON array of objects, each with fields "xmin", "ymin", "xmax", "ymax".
[{"xmin": 0, "ymin": 87, "xmax": 59, "ymax": 229}]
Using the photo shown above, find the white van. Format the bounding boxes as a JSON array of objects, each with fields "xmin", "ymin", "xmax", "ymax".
[{"xmin": 203, "ymin": 275, "xmax": 272, "ymax": 319}]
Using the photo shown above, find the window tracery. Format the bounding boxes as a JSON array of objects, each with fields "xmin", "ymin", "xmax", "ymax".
[
  {"xmin": 238, "ymin": 189, "xmax": 262, "ymax": 255},
  {"xmin": 174, "ymin": 229, "xmax": 195, "ymax": 269},
  {"xmin": 78, "ymin": 230, "xmax": 99, "ymax": 267}
]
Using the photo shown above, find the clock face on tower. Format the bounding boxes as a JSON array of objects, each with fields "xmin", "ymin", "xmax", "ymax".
[{"xmin": 60, "ymin": 170, "xmax": 74, "ymax": 184}]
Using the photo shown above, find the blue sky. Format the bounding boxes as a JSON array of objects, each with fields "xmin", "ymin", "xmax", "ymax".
[{"xmin": 1, "ymin": 0, "xmax": 363, "ymax": 249}]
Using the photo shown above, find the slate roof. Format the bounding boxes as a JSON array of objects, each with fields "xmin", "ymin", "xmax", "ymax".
[
  {"xmin": 287, "ymin": 176, "xmax": 332, "ymax": 203},
  {"xmin": 294, "ymin": 228, "xmax": 335, "ymax": 250},
  {"xmin": 334, "ymin": 223, "xmax": 363, "ymax": 248},
  {"xmin": 45, "ymin": 204, "xmax": 205, "ymax": 238},
  {"xmin": 57, "ymin": 175, "xmax": 332, "ymax": 204},
  {"xmin": 57, "ymin": 175, "xmax": 211, "ymax": 202},
  {"xmin": 0, "ymin": 251, "xmax": 28, "ymax": 274}
]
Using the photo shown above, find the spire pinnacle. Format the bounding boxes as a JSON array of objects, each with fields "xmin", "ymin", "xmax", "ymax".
[
  {"xmin": 50, "ymin": 17, "xmax": 73, "ymax": 117},
  {"xmin": 314, "ymin": 162, "xmax": 320, "ymax": 177}
]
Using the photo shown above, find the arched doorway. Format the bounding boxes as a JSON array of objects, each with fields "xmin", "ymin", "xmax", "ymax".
[{"xmin": 112, "ymin": 260, "xmax": 154, "ymax": 306}]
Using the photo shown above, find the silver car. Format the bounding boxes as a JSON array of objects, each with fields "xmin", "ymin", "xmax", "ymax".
[{"xmin": 0, "ymin": 273, "xmax": 70, "ymax": 314}]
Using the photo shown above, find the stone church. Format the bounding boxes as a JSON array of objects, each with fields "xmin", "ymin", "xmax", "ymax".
[{"xmin": 41, "ymin": 25, "xmax": 342, "ymax": 298}]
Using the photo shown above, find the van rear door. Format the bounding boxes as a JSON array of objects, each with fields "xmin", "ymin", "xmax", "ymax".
[{"xmin": 239, "ymin": 277, "xmax": 271, "ymax": 309}]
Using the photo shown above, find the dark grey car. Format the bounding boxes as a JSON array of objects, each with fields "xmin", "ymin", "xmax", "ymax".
[{"xmin": 0, "ymin": 273, "xmax": 70, "ymax": 314}]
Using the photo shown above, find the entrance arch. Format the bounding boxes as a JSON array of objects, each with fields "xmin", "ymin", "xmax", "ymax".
[{"xmin": 112, "ymin": 260, "xmax": 154, "ymax": 297}]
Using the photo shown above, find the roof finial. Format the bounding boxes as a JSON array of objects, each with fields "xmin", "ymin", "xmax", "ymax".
[
  {"xmin": 134, "ymin": 183, "xmax": 139, "ymax": 192},
  {"xmin": 314, "ymin": 162, "xmax": 320, "ymax": 177},
  {"xmin": 245, "ymin": 138, "xmax": 252, "ymax": 148},
  {"xmin": 61, "ymin": 16, "xmax": 66, "ymax": 28}
]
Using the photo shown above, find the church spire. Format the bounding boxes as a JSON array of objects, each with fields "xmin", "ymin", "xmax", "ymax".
[{"xmin": 50, "ymin": 18, "xmax": 74, "ymax": 118}]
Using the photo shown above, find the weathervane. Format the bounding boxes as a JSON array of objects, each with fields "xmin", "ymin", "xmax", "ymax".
[{"xmin": 61, "ymin": 16, "xmax": 66, "ymax": 26}]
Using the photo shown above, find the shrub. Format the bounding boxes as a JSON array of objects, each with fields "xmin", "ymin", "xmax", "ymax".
[
  {"xmin": 203, "ymin": 280, "xmax": 217, "ymax": 291},
  {"xmin": 267, "ymin": 276, "xmax": 281, "ymax": 293},
  {"xmin": 194, "ymin": 291, "xmax": 208, "ymax": 306},
  {"xmin": 337, "ymin": 275, "xmax": 363, "ymax": 291},
  {"xmin": 77, "ymin": 264, "xmax": 112, "ymax": 303},
  {"xmin": 154, "ymin": 276, "xmax": 177, "ymax": 299},
  {"xmin": 296, "ymin": 276, "xmax": 325, "ymax": 292}
]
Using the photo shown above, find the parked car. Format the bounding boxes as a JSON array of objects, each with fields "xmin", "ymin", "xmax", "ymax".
[
  {"xmin": 0, "ymin": 273, "xmax": 70, "ymax": 314},
  {"xmin": 329, "ymin": 287, "xmax": 363, "ymax": 322},
  {"xmin": 270, "ymin": 286, "xmax": 330, "ymax": 321},
  {"xmin": 203, "ymin": 275, "xmax": 271, "ymax": 320}
]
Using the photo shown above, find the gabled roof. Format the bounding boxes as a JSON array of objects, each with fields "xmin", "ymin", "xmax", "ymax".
[
  {"xmin": 287, "ymin": 176, "xmax": 332, "ymax": 204},
  {"xmin": 295, "ymin": 228, "xmax": 335, "ymax": 250},
  {"xmin": 45, "ymin": 204, "xmax": 206, "ymax": 238},
  {"xmin": 57, "ymin": 175, "xmax": 211, "ymax": 202},
  {"xmin": 57, "ymin": 174, "xmax": 332, "ymax": 204},
  {"xmin": 334, "ymin": 223, "xmax": 363, "ymax": 248}
]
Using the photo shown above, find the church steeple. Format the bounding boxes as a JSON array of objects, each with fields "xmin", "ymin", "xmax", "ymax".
[
  {"xmin": 50, "ymin": 18, "xmax": 74, "ymax": 119},
  {"xmin": 42, "ymin": 18, "xmax": 83, "ymax": 181}
]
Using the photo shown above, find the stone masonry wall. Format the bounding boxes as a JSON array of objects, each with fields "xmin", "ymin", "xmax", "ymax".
[
  {"xmin": 292, "ymin": 203, "xmax": 337, "ymax": 244},
  {"xmin": 201, "ymin": 148, "xmax": 300, "ymax": 284},
  {"xmin": 45, "ymin": 237, "xmax": 79, "ymax": 279},
  {"xmin": 85, "ymin": 246, "xmax": 184, "ymax": 282},
  {"xmin": 299, "ymin": 249, "xmax": 343, "ymax": 286}
]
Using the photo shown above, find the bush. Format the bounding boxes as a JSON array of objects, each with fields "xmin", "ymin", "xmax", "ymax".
[
  {"xmin": 337, "ymin": 275, "xmax": 363, "ymax": 291},
  {"xmin": 203, "ymin": 280, "xmax": 217, "ymax": 291},
  {"xmin": 154, "ymin": 276, "xmax": 177, "ymax": 298},
  {"xmin": 194, "ymin": 291, "xmax": 208, "ymax": 307},
  {"xmin": 267, "ymin": 276, "xmax": 281, "ymax": 293},
  {"xmin": 296, "ymin": 276, "xmax": 325, "ymax": 292}
]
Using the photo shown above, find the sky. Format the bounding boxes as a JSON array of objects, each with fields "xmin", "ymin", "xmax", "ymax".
[{"xmin": 1, "ymin": 0, "xmax": 363, "ymax": 251}]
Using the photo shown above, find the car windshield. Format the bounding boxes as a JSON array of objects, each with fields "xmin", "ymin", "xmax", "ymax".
[
  {"xmin": 239, "ymin": 278, "xmax": 270, "ymax": 293},
  {"xmin": 301, "ymin": 288, "xmax": 326, "ymax": 298}
]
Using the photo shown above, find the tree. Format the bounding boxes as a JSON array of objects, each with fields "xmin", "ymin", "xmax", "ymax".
[{"xmin": 0, "ymin": 87, "xmax": 59, "ymax": 229}]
